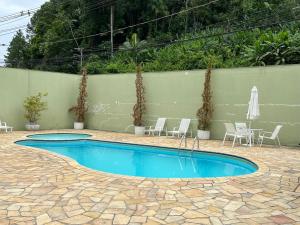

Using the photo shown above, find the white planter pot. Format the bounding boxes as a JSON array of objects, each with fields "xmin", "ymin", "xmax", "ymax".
[
  {"xmin": 134, "ymin": 126, "xmax": 145, "ymax": 136},
  {"xmin": 74, "ymin": 122, "xmax": 84, "ymax": 130},
  {"xmin": 197, "ymin": 130, "xmax": 210, "ymax": 140},
  {"xmin": 25, "ymin": 124, "xmax": 40, "ymax": 131}
]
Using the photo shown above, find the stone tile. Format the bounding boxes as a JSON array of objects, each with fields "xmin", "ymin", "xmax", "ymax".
[
  {"xmin": 0, "ymin": 130, "xmax": 299, "ymax": 225},
  {"xmin": 113, "ymin": 214, "xmax": 130, "ymax": 224},
  {"xmin": 36, "ymin": 213, "xmax": 51, "ymax": 225},
  {"xmin": 61, "ymin": 215, "xmax": 93, "ymax": 224},
  {"xmin": 270, "ymin": 215, "xmax": 295, "ymax": 224}
]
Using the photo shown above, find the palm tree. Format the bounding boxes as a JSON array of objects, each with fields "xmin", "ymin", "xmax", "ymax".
[{"xmin": 120, "ymin": 33, "xmax": 147, "ymax": 65}]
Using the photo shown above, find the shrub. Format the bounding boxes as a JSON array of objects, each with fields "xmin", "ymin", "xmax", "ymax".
[
  {"xmin": 69, "ymin": 68, "xmax": 88, "ymax": 122},
  {"xmin": 196, "ymin": 64, "xmax": 213, "ymax": 130},
  {"xmin": 132, "ymin": 64, "xmax": 146, "ymax": 126},
  {"xmin": 24, "ymin": 92, "xmax": 48, "ymax": 124}
]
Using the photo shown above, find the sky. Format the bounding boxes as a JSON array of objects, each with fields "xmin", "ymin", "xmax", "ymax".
[{"xmin": 0, "ymin": 0, "xmax": 48, "ymax": 65}]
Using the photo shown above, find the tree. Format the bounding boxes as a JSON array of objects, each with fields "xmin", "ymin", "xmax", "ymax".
[
  {"xmin": 196, "ymin": 62, "xmax": 213, "ymax": 131},
  {"xmin": 6, "ymin": 0, "xmax": 298, "ymax": 73},
  {"xmin": 123, "ymin": 33, "xmax": 147, "ymax": 127},
  {"xmin": 5, "ymin": 30, "xmax": 29, "ymax": 68},
  {"xmin": 69, "ymin": 68, "xmax": 88, "ymax": 123},
  {"xmin": 132, "ymin": 64, "xmax": 146, "ymax": 126},
  {"xmin": 120, "ymin": 33, "xmax": 148, "ymax": 64}
]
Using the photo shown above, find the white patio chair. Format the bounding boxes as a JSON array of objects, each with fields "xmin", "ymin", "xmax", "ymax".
[
  {"xmin": 145, "ymin": 118, "xmax": 166, "ymax": 136},
  {"xmin": 258, "ymin": 125, "xmax": 283, "ymax": 147},
  {"xmin": 222, "ymin": 123, "xmax": 248, "ymax": 147},
  {"xmin": 0, "ymin": 121, "xmax": 13, "ymax": 132},
  {"xmin": 167, "ymin": 118, "xmax": 191, "ymax": 138},
  {"xmin": 235, "ymin": 122, "xmax": 254, "ymax": 146}
]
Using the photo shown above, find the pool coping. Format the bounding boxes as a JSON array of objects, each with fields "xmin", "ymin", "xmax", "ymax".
[
  {"xmin": 14, "ymin": 132, "xmax": 269, "ymax": 183},
  {"xmin": 26, "ymin": 132, "xmax": 93, "ymax": 140}
]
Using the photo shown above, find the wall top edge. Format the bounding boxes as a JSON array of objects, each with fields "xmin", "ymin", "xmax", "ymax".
[{"xmin": 1, "ymin": 64, "xmax": 299, "ymax": 77}]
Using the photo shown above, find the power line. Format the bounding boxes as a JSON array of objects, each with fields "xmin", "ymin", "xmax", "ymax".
[
  {"xmin": 0, "ymin": 9, "xmax": 38, "ymax": 23},
  {"xmin": 37, "ymin": 0, "xmax": 221, "ymax": 45},
  {"xmin": 0, "ymin": 0, "xmax": 116, "ymax": 37},
  {"xmin": 3, "ymin": 16, "xmax": 299, "ymax": 68},
  {"xmin": 82, "ymin": 6, "xmax": 297, "ymax": 53},
  {"xmin": 0, "ymin": 0, "xmax": 114, "ymax": 24},
  {"xmin": 0, "ymin": 27, "xmax": 27, "ymax": 37},
  {"xmin": 3, "ymin": 2, "xmax": 299, "ymax": 67},
  {"xmin": 84, "ymin": 0, "xmax": 117, "ymax": 13},
  {"xmin": 121, "ymin": 18, "xmax": 300, "ymax": 54},
  {"xmin": 30, "ymin": 14, "xmax": 300, "ymax": 64},
  {"xmin": 0, "ymin": 25, "xmax": 27, "ymax": 34},
  {"xmin": 83, "ymin": 14, "xmax": 300, "ymax": 57},
  {"xmin": 0, "ymin": 15, "xmax": 31, "ymax": 27}
]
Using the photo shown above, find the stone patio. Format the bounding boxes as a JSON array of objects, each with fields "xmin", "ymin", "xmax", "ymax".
[{"xmin": 0, "ymin": 130, "xmax": 299, "ymax": 225}]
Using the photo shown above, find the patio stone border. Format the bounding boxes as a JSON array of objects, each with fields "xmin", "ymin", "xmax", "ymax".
[{"xmin": 0, "ymin": 130, "xmax": 299, "ymax": 225}]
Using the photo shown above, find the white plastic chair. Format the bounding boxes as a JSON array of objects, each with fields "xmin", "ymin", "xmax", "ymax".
[
  {"xmin": 222, "ymin": 123, "xmax": 249, "ymax": 147},
  {"xmin": 235, "ymin": 122, "xmax": 253, "ymax": 146},
  {"xmin": 145, "ymin": 118, "xmax": 166, "ymax": 136},
  {"xmin": 0, "ymin": 121, "xmax": 13, "ymax": 132},
  {"xmin": 258, "ymin": 125, "xmax": 283, "ymax": 147},
  {"xmin": 167, "ymin": 118, "xmax": 191, "ymax": 138}
]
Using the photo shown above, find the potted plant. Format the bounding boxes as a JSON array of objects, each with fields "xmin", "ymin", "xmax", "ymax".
[
  {"xmin": 196, "ymin": 63, "xmax": 213, "ymax": 139},
  {"xmin": 133, "ymin": 64, "xmax": 146, "ymax": 135},
  {"xmin": 24, "ymin": 92, "xmax": 48, "ymax": 130},
  {"xmin": 122, "ymin": 33, "xmax": 147, "ymax": 135},
  {"xmin": 69, "ymin": 68, "xmax": 88, "ymax": 129}
]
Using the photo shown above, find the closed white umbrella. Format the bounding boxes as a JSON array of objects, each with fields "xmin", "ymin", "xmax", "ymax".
[
  {"xmin": 246, "ymin": 86, "xmax": 260, "ymax": 146},
  {"xmin": 247, "ymin": 86, "xmax": 260, "ymax": 122}
]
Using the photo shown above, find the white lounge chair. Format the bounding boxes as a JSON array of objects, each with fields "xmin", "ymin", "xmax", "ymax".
[
  {"xmin": 258, "ymin": 125, "xmax": 283, "ymax": 147},
  {"xmin": 222, "ymin": 123, "xmax": 249, "ymax": 147},
  {"xmin": 167, "ymin": 118, "xmax": 191, "ymax": 138},
  {"xmin": 145, "ymin": 118, "xmax": 166, "ymax": 136},
  {"xmin": 0, "ymin": 121, "xmax": 13, "ymax": 132}
]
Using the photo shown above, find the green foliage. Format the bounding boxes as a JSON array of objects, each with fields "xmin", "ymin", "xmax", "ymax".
[
  {"xmin": 24, "ymin": 93, "xmax": 48, "ymax": 124},
  {"xmin": 85, "ymin": 55, "xmax": 105, "ymax": 74},
  {"xmin": 243, "ymin": 30, "xmax": 300, "ymax": 66},
  {"xmin": 5, "ymin": 30, "xmax": 29, "ymax": 68},
  {"xmin": 6, "ymin": 0, "xmax": 300, "ymax": 73},
  {"xmin": 81, "ymin": 26, "xmax": 300, "ymax": 74},
  {"xmin": 120, "ymin": 33, "xmax": 149, "ymax": 65}
]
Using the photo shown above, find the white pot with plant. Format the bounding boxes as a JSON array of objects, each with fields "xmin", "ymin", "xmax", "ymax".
[
  {"xmin": 69, "ymin": 68, "xmax": 88, "ymax": 130},
  {"xmin": 196, "ymin": 63, "xmax": 213, "ymax": 140},
  {"xmin": 133, "ymin": 64, "xmax": 146, "ymax": 136},
  {"xmin": 24, "ymin": 93, "xmax": 48, "ymax": 131},
  {"xmin": 123, "ymin": 33, "xmax": 147, "ymax": 136}
]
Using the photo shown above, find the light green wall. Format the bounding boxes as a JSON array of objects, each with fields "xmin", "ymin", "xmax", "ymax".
[
  {"xmin": 0, "ymin": 68, "xmax": 79, "ymax": 130},
  {"xmin": 1, "ymin": 65, "xmax": 299, "ymax": 146},
  {"xmin": 86, "ymin": 65, "xmax": 300, "ymax": 147}
]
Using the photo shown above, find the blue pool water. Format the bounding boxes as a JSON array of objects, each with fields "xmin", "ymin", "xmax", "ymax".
[
  {"xmin": 16, "ymin": 140, "xmax": 257, "ymax": 178},
  {"xmin": 27, "ymin": 133, "xmax": 91, "ymax": 140}
]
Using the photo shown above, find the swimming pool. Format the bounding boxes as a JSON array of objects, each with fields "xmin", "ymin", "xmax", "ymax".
[
  {"xmin": 27, "ymin": 133, "xmax": 91, "ymax": 140},
  {"xmin": 16, "ymin": 140, "xmax": 257, "ymax": 178}
]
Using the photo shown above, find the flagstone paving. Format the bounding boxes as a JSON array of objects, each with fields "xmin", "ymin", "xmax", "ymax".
[{"xmin": 0, "ymin": 130, "xmax": 299, "ymax": 225}]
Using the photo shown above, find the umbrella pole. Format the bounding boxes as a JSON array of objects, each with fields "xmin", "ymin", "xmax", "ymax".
[{"xmin": 248, "ymin": 120, "xmax": 252, "ymax": 147}]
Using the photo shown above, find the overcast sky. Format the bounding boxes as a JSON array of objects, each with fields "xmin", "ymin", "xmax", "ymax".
[{"xmin": 0, "ymin": 0, "xmax": 48, "ymax": 65}]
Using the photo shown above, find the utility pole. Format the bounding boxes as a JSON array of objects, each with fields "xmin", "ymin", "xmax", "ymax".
[
  {"xmin": 75, "ymin": 47, "xmax": 84, "ymax": 68},
  {"xmin": 185, "ymin": 0, "xmax": 189, "ymax": 34},
  {"xmin": 68, "ymin": 19, "xmax": 83, "ymax": 69},
  {"xmin": 110, "ymin": 4, "xmax": 114, "ymax": 57}
]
